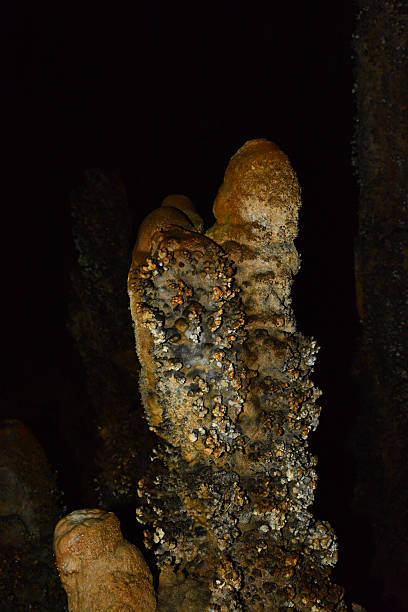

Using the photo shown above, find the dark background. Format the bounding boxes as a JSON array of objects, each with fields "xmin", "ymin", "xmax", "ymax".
[{"xmin": 3, "ymin": 0, "xmax": 367, "ymax": 606}]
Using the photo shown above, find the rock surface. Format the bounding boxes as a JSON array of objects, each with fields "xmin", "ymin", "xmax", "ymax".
[
  {"xmin": 352, "ymin": 1, "xmax": 408, "ymax": 609},
  {"xmin": 54, "ymin": 508, "xmax": 156, "ymax": 611},
  {"xmin": 128, "ymin": 140, "xmax": 347, "ymax": 610},
  {"xmin": 69, "ymin": 169, "xmax": 153, "ymax": 507},
  {"xmin": 0, "ymin": 419, "xmax": 65, "ymax": 611}
]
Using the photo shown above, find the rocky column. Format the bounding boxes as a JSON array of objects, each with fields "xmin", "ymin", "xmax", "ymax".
[{"xmin": 128, "ymin": 140, "xmax": 347, "ymax": 610}]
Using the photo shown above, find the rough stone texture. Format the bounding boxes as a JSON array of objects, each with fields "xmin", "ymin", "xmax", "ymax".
[
  {"xmin": 352, "ymin": 1, "xmax": 408, "ymax": 609},
  {"xmin": 129, "ymin": 140, "xmax": 347, "ymax": 610},
  {"xmin": 69, "ymin": 169, "xmax": 153, "ymax": 507},
  {"xmin": 54, "ymin": 508, "xmax": 156, "ymax": 611},
  {"xmin": 162, "ymin": 195, "xmax": 205, "ymax": 233},
  {"xmin": 0, "ymin": 419, "xmax": 66, "ymax": 611},
  {"xmin": 207, "ymin": 139, "xmax": 300, "ymax": 335}
]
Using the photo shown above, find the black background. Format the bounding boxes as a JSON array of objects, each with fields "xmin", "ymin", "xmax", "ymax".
[{"xmin": 3, "ymin": 0, "xmax": 367, "ymax": 605}]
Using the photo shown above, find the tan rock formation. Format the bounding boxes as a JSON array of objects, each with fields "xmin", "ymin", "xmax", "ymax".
[
  {"xmin": 207, "ymin": 139, "xmax": 301, "ymax": 333},
  {"xmin": 128, "ymin": 140, "xmax": 346, "ymax": 610},
  {"xmin": 162, "ymin": 194, "xmax": 205, "ymax": 232},
  {"xmin": 54, "ymin": 508, "xmax": 156, "ymax": 611}
]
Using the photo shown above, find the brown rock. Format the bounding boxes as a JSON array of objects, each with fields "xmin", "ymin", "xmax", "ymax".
[
  {"xmin": 161, "ymin": 194, "xmax": 204, "ymax": 232},
  {"xmin": 0, "ymin": 419, "xmax": 65, "ymax": 611},
  {"xmin": 207, "ymin": 139, "xmax": 301, "ymax": 334},
  {"xmin": 128, "ymin": 141, "xmax": 347, "ymax": 610},
  {"xmin": 54, "ymin": 508, "xmax": 156, "ymax": 611},
  {"xmin": 129, "ymin": 199, "xmax": 204, "ymax": 432},
  {"xmin": 132, "ymin": 206, "xmax": 194, "ymax": 268},
  {"xmin": 0, "ymin": 419, "xmax": 60, "ymax": 541},
  {"xmin": 211, "ymin": 138, "xmax": 300, "ymax": 238}
]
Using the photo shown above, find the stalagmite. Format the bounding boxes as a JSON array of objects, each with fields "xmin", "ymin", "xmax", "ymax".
[
  {"xmin": 128, "ymin": 140, "xmax": 346, "ymax": 610},
  {"xmin": 54, "ymin": 509, "xmax": 156, "ymax": 611}
]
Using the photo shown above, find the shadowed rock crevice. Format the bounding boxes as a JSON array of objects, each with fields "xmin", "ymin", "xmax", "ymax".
[{"xmin": 68, "ymin": 169, "xmax": 154, "ymax": 510}]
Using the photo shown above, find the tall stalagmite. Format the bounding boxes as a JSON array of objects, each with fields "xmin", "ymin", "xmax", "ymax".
[{"xmin": 128, "ymin": 140, "xmax": 346, "ymax": 610}]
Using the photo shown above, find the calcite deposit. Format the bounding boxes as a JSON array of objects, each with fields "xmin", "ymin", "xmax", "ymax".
[
  {"xmin": 128, "ymin": 140, "xmax": 346, "ymax": 610},
  {"xmin": 54, "ymin": 508, "xmax": 156, "ymax": 611}
]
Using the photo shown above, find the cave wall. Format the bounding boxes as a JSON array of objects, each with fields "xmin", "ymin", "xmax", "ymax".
[{"xmin": 353, "ymin": 0, "xmax": 408, "ymax": 609}]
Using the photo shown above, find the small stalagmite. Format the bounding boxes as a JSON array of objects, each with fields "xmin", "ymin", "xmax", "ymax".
[
  {"xmin": 54, "ymin": 509, "xmax": 156, "ymax": 612},
  {"xmin": 128, "ymin": 140, "xmax": 347, "ymax": 610}
]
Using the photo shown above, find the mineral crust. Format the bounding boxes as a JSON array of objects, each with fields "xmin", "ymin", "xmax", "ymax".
[{"xmin": 128, "ymin": 140, "xmax": 346, "ymax": 610}]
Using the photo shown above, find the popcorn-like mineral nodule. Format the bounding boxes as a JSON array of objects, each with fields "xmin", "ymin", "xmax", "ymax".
[
  {"xmin": 54, "ymin": 508, "xmax": 156, "ymax": 611},
  {"xmin": 128, "ymin": 140, "xmax": 347, "ymax": 610}
]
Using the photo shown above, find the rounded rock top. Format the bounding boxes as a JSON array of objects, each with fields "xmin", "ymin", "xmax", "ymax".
[
  {"xmin": 54, "ymin": 508, "xmax": 122, "ymax": 561},
  {"xmin": 213, "ymin": 139, "xmax": 301, "ymax": 231}
]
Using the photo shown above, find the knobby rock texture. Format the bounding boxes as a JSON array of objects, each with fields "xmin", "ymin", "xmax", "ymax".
[
  {"xmin": 54, "ymin": 508, "xmax": 156, "ymax": 611},
  {"xmin": 128, "ymin": 140, "xmax": 347, "ymax": 611},
  {"xmin": 353, "ymin": 1, "xmax": 408, "ymax": 609}
]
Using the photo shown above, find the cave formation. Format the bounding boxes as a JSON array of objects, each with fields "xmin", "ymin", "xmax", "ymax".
[
  {"xmin": 2, "ymin": 1, "xmax": 407, "ymax": 610},
  {"xmin": 128, "ymin": 139, "xmax": 347, "ymax": 610}
]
